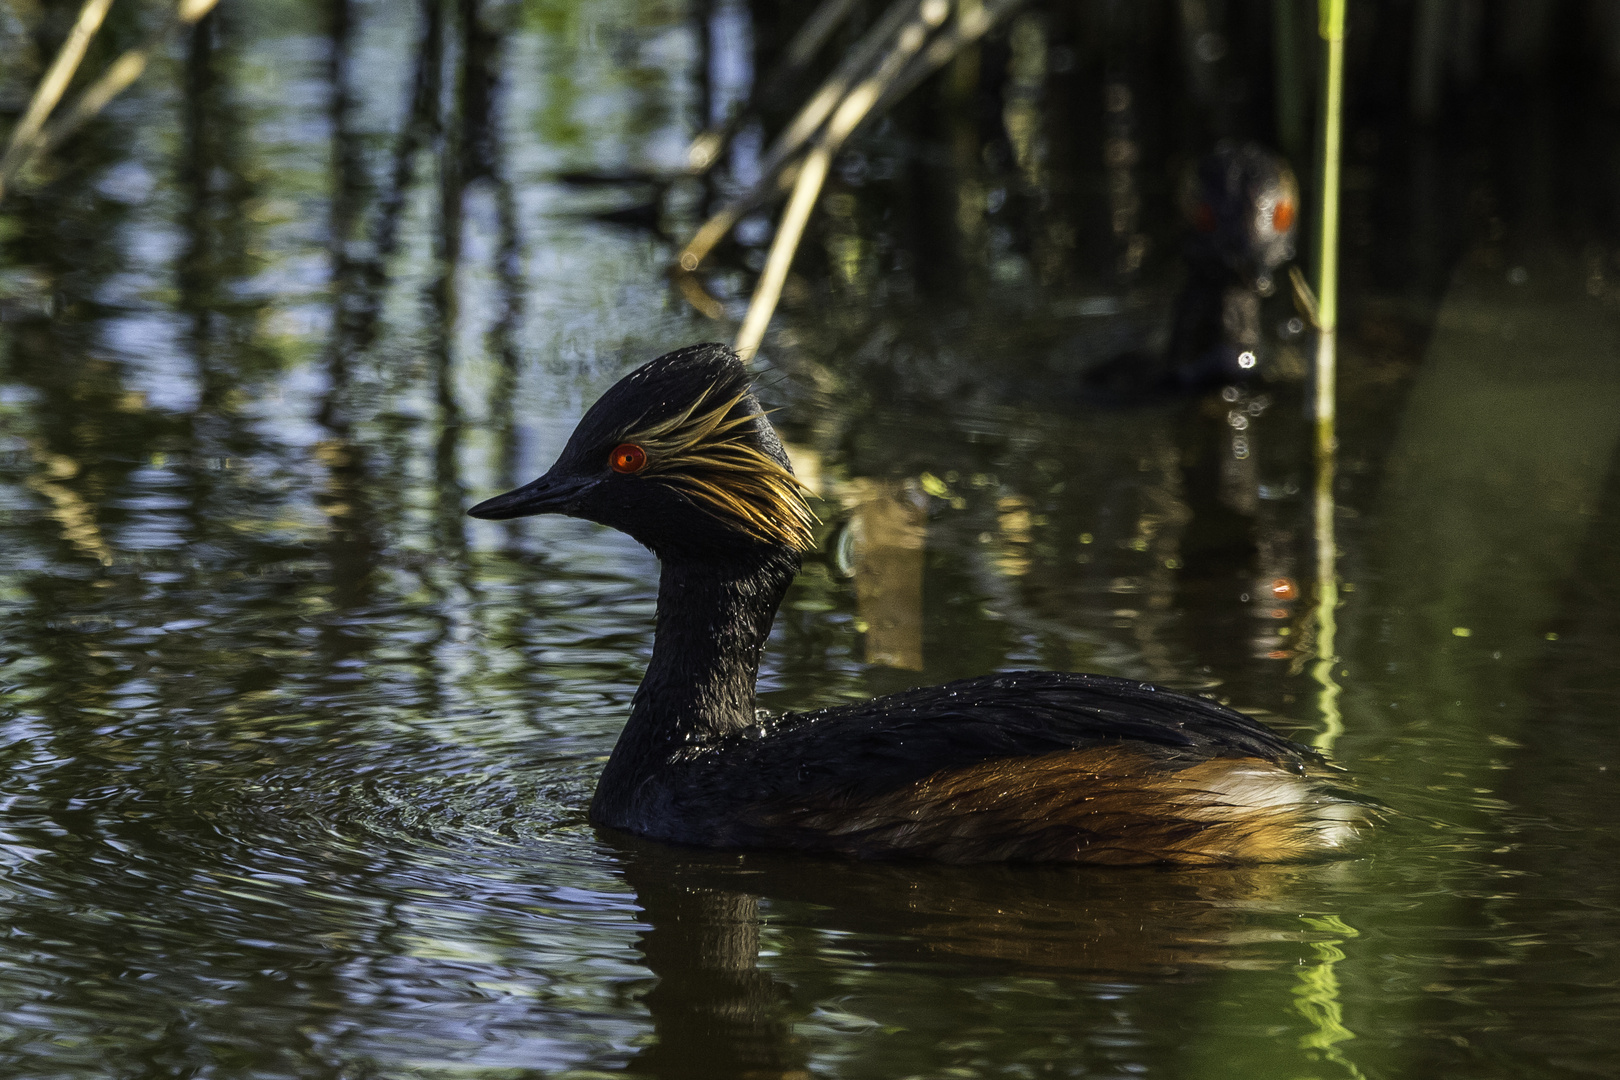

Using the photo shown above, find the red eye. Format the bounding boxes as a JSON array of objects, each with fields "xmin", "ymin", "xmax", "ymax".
[
  {"xmin": 1271, "ymin": 200, "xmax": 1295, "ymax": 232},
  {"xmin": 1193, "ymin": 202, "xmax": 1217, "ymax": 233},
  {"xmin": 609, "ymin": 443, "xmax": 647, "ymax": 474}
]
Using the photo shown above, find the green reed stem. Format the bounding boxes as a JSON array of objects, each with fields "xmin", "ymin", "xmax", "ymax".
[{"xmin": 1312, "ymin": 0, "xmax": 1345, "ymax": 751}]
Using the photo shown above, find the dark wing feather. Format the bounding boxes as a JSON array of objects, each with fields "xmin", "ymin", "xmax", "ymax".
[{"xmin": 713, "ymin": 671, "xmax": 1316, "ymax": 805}]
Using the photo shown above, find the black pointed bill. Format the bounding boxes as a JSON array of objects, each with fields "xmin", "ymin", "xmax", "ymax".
[{"xmin": 467, "ymin": 472, "xmax": 595, "ymax": 520}]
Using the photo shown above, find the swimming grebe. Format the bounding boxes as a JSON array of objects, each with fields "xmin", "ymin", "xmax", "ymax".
[
  {"xmin": 469, "ymin": 344, "xmax": 1364, "ymax": 864},
  {"xmin": 1085, "ymin": 141, "xmax": 1299, "ymax": 397},
  {"xmin": 1163, "ymin": 142, "xmax": 1299, "ymax": 391}
]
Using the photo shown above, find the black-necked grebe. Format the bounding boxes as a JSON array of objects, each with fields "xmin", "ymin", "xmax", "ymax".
[
  {"xmin": 1164, "ymin": 141, "xmax": 1299, "ymax": 389},
  {"xmin": 1086, "ymin": 141, "xmax": 1300, "ymax": 397},
  {"xmin": 469, "ymin": 344, "xmax": 1364, "ymax": 864}
]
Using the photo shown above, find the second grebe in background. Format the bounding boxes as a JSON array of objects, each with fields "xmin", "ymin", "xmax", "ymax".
[{"xmin": 1086, "ymin": 141, "xmax": 1300, "ymax": 398}]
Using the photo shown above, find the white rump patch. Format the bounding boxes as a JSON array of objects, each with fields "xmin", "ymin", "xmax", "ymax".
[{"xmin": 1188, "ymin": 763, "xmax": 1365, "ymax": 850}]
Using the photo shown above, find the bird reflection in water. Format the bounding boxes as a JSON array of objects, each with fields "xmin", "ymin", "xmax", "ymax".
[
  {"xmin": 620, "ymin": 850, "xmax": 809, "ymax": 1080},
  {"xmin": 614, "ymin": 837, "xmax": 1353, "ymax": 1078}
]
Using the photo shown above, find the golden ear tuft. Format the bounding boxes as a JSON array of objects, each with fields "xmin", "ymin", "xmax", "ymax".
[{"xmin": 619, "ymin": 387, "xmax": 817, "ymax": 551}]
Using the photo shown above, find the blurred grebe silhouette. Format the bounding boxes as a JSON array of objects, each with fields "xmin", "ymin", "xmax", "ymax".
[{"xmin": 1083, "ymin": 141, "xmax": 1300, "ymax": 400}]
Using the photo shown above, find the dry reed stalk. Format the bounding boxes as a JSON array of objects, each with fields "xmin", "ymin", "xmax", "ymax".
[
  {"xmin": 872, "ymin": 0, "xmax": 1029, "ymax": 114},
  {"xmin": 2, "ymin": 0, "xmax": 224, "ymax": 196},
  {"xmin": 686, "ymin": 0, "xmax": 863, "ymax": 173},
  {"xmin": 0, "ymin": 0, "xmax": 117, "ymax": 197},
  {"xmin": 676, "ymin": 0, "xmax": 1027, "ymax": 323},
  {"xmin": 734, "ymin": 1, "xmax": 949, "ymax": 360},
  {"xmin": 677, "ymin": 0, "xmax": 926, "ymax": 274}
]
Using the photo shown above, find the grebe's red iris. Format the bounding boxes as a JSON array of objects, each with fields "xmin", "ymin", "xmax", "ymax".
[
  {"xmin": 610, "ymin": 443, "xmax": 648, "ymax": 474},
  {"xmin": 1271, "ymin": 200, "xmax": 1295, "ymax": 232}
]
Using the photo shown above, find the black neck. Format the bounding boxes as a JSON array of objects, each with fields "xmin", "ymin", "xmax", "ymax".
[
  {"xmin": 1164, "ymin": 260, "xmax": 1262, "ymax": 387},
  {"xmin": 592, "ymin": 547, "xmax": 799, "ymax": 821}
]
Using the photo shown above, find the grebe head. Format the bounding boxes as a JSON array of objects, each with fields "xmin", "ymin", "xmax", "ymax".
[
  {"xmin": 1181, "ymin": 141, "xmax": 1298, "ymax": 293},
  {"xmin": 467, "ymin": 343, "xmax": 815, "ymax": 560}
]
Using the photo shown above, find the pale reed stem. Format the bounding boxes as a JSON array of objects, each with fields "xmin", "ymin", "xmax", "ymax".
[
  {"xmin": 0, "ymin": 0, "xmax": 117, "ymax": 195},
  {"xmin": 735, "ymin": 7, "xmax": 944, "ymax": 360}
]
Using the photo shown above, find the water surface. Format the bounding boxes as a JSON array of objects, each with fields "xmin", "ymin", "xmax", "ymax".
[{"xmin": 2, "ymin": 3, "xmax": 1619, "ymax": 1078}]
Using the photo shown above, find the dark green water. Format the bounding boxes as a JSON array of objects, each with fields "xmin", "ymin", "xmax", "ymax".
[{"xmin": 3, "ymin": 3, "xmax": 1620, "ymax": 1077}]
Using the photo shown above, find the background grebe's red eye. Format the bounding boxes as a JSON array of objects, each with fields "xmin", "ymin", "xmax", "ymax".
[
  {"xmin": 609, "ymin": 443, "xmax": 647, "ymax": 474},
  {"xmin": 1271, "ymin": 200, "xmax": 1295, "ymax": 232},
  {"xmin": 1192, "ymin": 202, "xmax": 1216, "ymax": 232}
]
